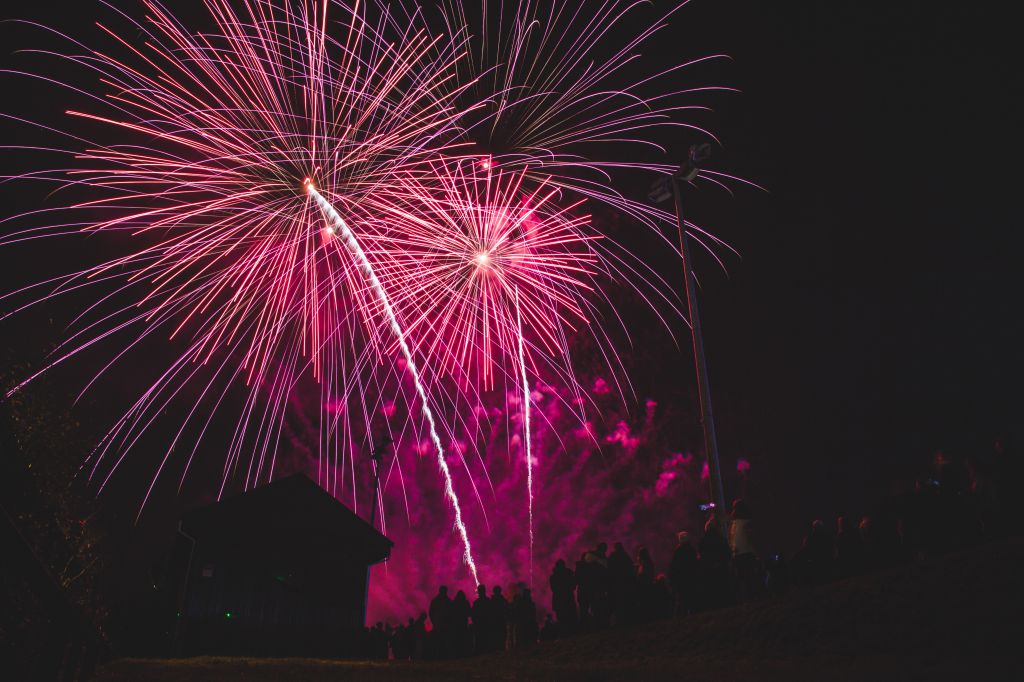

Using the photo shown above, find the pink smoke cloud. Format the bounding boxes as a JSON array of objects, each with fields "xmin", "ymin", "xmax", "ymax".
[{"xmin": 286, "ymin": 358, "xmax": 709, "ymax": 624}]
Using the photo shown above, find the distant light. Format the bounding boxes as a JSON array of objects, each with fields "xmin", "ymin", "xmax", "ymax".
[
  {"xmin": 479, "ymin": 158, "xmax": 491, "ymax": 170},
  {"xmin": 324, "ymin": 225, "xmax": 335, "ymax": 236}
]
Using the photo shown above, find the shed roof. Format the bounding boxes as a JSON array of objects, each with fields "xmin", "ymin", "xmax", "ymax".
[{"xmin": 181, "ymin": 473, "xmax": 392, "ymax": 565}]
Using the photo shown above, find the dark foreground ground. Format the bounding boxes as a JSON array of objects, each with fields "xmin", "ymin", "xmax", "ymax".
[{"xmin": 98, "ymin": 538, "xmax": 1024, "ymax": 681}]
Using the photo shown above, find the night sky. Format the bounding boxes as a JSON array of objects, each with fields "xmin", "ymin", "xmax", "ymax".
[
  {"xmin": 1, "ymin": 0, "xmax": 1020, "ymax": 614},
  {"xmin": 672, "ymin": 1, "xmax": 1022, "ymax": 541}
]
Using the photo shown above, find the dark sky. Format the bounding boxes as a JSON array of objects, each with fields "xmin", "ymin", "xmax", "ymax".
[
  {"xmin": 665, "ymin": 0, "xmax": 1022, "ymax": 541},
  {"xmin": 1, "ymin": 0, "xmax": 1021, "ymax": 561}
]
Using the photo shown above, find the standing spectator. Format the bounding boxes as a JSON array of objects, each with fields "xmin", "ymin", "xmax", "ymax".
[
  {"xmin": 835, "ymin": 515, "xmax": 865, "ymax": 578},
  {"xmin": 635, "ymin": 545, "xmax": 655, "ymax": 580},
  {"xmin": 391, "ymin": 619, "xmax": 411, "ymax": 660},
  {"xmin": 577, "ymin": 547, "xmax": 610, "ymax": 627},
  {"xmin": 522, "ymin": 588, "xmax": 539, "ymax": 645},
  {"xmin": 369, "ymin": 622, "xmax": 388, "ymax": 659},
  {"xmin": 699, "ymin": 514, "xmax": 733, "ymax": 610},
  {"xmin": 652, "ymin": 575, "xmax": 674, "ymax": 620},
  {"xmin": 668, "ymin": 531, "xmax": 700, "ymax": 616},
  {"xmin": 539, "ymin": 614, "xmax": 556, "ymax": 642},
  {"xmin": 793, "ymin": 519, "xmax": 833, "ymax": 586},
  {"xmin": 588, "ymin": 543, "xmax": 610, "ymax": 626},
  {"xmin": 511, "ymin": 588, "xmax": 538, "ymax": 648},
  {"xmin": 508, "ymin": 590, "xmax": 523, "ymax": 649},
  {"xmin": 411, "ymin": 613, "xmax": 427, "ymax": 660},
  {"xmin": 471, "ymin": 584, "xmax": 491, "ymax": 654},
  {"xmin": 549, "ymin": 559, "xmax": 577, "ymax": 630},
  {"xmin": 574, "ymin": 552, "xmax": 593, "ymax": 625},
  {"xmin": 635, "ymin": 546, "xmax": 656, "ymax": 621},
  {"xmin": 729, "ymin": 499, "xmax": 762, "ymax": 601},
  {"xmin": 451, "ymin": 590, "xmax": 471, "ymax": 657},
  {"xmin": 791, "ymin": 531, "xmax": 810, "ymax": 586},
  {"xmin": 858, "ymin": 516, "xmax": 881, "ymax": 572},
  {"xmin": 490, "ymin": 586, "xmax": 509, "ymax": 651},
  {"xmin": 428, "ymin": 586, "xmax": 452, "ymax": 658},
  {"xmin": 607, "ymin": 542, "xmax": 635, "ymax": 625}
]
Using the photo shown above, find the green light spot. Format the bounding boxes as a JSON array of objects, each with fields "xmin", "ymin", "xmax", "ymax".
[{"xmin": 225, "ymin": 612, "xmax": 232, "ymax": 619}]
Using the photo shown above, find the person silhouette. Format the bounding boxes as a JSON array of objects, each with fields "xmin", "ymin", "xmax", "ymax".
[
  {"xmin": 471, "ymin": 584, "xmax": 491, "ymax": 654},
  {"xmin": 490, "ymin": 586, "xmax": 509, "ymax": 651},
  {"xmin": 428, "ymin": 586, "xmax": 453, "ymax": 658},
  {"xmin": 607, "ymin": 543, "xmax": 635, "ymax": 624},
  {"xmin": 729, "ymin": 499, "xmax": 762, "ymax": 601},
  {"xmin": 635, "ymin": 547, "xmax": 656, "ymax": 621},
  {"xmin": 669, "ymin": 531, "xmax": 700, "ymax": 616},
  {"xmin": 451, "ymin": 590, "xmax": 471, "ymax": 657},
  {"xmin": 699, "ymin": 514, "xmax": 733, "ymax": 609},
  {"xmin": 549, "ymin": 559, "xmax": 577, "ymax": 630},
  {"xmin": 514, "ymin": 588, "xmax": 538, "ymax": 646},
  {"xmin": 835, "ymin": 515, "xmax": 865, "ymax": 578}
]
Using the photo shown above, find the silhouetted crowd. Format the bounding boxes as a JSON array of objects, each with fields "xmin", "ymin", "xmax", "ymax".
[
  {"xmin": 361, "ymin": 436, "xmax": 1021, "ymax": 659},
  {"xmin": 361, "ymin": 583, "xmax": 538, "ymax": 660}
]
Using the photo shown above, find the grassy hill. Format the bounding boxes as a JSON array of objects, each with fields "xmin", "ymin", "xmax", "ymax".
[{"xmin": 96, "ymin": 538, "xmax": 1024, "ymax": 681}]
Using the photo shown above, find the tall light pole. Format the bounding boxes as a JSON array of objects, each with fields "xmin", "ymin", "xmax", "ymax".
[{"xmin": 650, "ymin": 143, "xmax": 727, "ymax": 527}]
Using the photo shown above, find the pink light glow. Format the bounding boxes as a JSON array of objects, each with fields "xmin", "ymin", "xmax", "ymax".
[
  {"xmin": 0, "ymin": 0, "xmax": 750, "ymax": 610},
  {"xmin": 357, "ymin": 375, "xmax": 709, "ymax": 624}
]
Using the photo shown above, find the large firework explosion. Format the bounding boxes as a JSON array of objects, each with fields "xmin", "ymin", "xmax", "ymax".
[{"xmin": 1, "ymin": 0, "xmax": 745, "ymax": 614}]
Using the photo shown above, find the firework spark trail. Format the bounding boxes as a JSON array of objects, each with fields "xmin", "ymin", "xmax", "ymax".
[
  {"xmin": 514, "ymin": 285, "xmax": 534, "ymax": 586},
  {"xmin": 369, "ymin": 158, "xmax": 611, "ymax": 588},
  {"xmin": 0, "ymin": 0, "xmax": 494, "ymax": 528},
  {"xmin": 367, "ymin": 159, "xmax": 606, "ymax": 581},
  {"xmin": 307, "ymin": 181, "xmax": 479, "ymax": 583}
]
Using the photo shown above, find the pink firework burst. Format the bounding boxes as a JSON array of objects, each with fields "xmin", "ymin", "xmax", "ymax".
[
  {"xmin": 1, "ymin": 0, "xmax": 754, "ymax": 595},
  {"xmin": 0, "ymin": 0, "xmax": 481, "ymax": 545},
  {"xmin": 368, "ymin": 158, "xmax": 598, "ymax": 392}
]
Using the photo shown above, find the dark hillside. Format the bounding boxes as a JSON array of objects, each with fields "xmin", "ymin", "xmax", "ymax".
[{"xmin": 97, "ymin": 538, "xmax": 1024, "ymax": 681}]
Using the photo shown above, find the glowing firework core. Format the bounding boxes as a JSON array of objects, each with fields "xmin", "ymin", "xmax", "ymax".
[{"xmin": 473, "ymin": 251, "xmax": 491, "ymax": 269}]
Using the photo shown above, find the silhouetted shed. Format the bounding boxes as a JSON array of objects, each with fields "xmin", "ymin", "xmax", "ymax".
[{"xmin": 173, "ymin": 473, "xmax": 391, "ymax": 657}]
